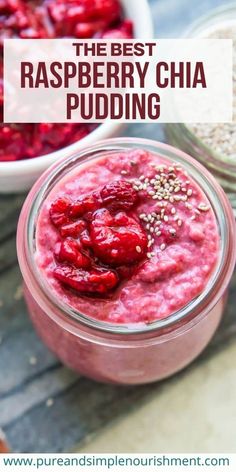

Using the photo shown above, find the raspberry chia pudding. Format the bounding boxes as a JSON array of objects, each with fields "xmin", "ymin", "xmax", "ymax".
[
  {"xmin": 17, "ymin": 139, "xmax": 236, "ymax": 384},
  {"xmin": 36, "ymin": 149, "xmax": 219, "ymax": 324}
]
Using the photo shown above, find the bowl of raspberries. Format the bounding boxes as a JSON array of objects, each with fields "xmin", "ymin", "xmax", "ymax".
[{"xmin": 0, "ymin": 0, "xmax": 153, "ymax": 192}]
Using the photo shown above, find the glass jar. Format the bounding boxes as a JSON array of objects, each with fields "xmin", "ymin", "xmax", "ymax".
[
  {"xmin": 17, "ymin": 138, "xmax": 236, "ymax": 385},
  {"xmin": 165, "ymin": 3, "xmax": 236, "ymax": 213}
]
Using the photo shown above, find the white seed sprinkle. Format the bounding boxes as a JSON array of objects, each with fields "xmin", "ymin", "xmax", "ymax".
[
  {"xmin": 198, "ymin": 204, "xmax": 210, "ymax": 212},
  {"xmin": 171, "ymin": 207, "xmax": 176, "ymax": 214},
  {"xmin": 177, "ymin": 219, "xmax": 183, "ymax": 227},
  {"xmin": 185, "ymin": 202, "xmax": 193, "ymax": 210},
  {"xmin": 160, "ymin": 243, "xmax": 166, "ymax": 251},
  {"xmin": 136, "ymin": 245, "xmax": 142, "ymax": 253}
]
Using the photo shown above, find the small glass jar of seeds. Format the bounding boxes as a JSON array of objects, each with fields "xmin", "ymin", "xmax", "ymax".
[{"xmin": 165, "ymin": 3, "xmax": 236, "ymax": 213}]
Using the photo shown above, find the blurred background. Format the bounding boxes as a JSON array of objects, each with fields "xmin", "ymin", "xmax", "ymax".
[{"xmin": 0, "ymin": 0, "xmax": 236, "ymax": 453}]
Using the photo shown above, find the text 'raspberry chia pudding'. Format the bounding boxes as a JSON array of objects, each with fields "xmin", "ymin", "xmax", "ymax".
[{"xmin": 17, "ymin": 139, "xmax": 236, "ymax": 384}]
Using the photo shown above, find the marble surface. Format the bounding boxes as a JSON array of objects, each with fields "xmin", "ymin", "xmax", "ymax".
[
  {"xmin": 0, "ymin": 0, "xmax": 236, "ymax": 454},
  {"xmin": 80, "ymin": 342, "xmax": 236, "ymax": 453}
]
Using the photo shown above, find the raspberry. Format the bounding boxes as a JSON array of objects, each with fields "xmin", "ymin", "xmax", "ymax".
[
  {"xmin": 90, "ymin": 209, "xmax": 148, "ymax": 266},
  {"xmin": 80, "ymin": 229, "xmax": 93, "ymax": 247},
  {"xmin": 49, "ymin": 196, "xmax": 72, "ymax": 227},
  {"xmin": 94, "ymin": 0, "xmax": 121, "ymax": 24},
  {"xmin": 38, "ymin": 123, "xmax": 74, "ymax": 147},
  {"xmin": 55, "ymin": 239, "xmax": 91, "ymax": 269},
  {"xmin": 50, "ymin": 177, "xmax": 148, "ymax": 296},
  {"xmin": 60, "ymin": 220, "xmax": 86, "ymax": 238},
  {"xmin": 74, "ymin": 20, "xmax": 104, "ymax": 38},
  {"xmin": 0, "ymin": 125, "xmax": 28, "ymax": 161},
  {"xmin": 69, "ymin": 193, "xmax": 101, "ymax": 218},
  {"xmin": 101, "ymin": 19, "xmax": 134, "ymax": 39},
  {"xmin": 53, "ymin": 265, "xmax": 118, "ymax": 294},
  {"xmin": 100, "ymin": 180, "xmax": 138, "ymax": 211}
]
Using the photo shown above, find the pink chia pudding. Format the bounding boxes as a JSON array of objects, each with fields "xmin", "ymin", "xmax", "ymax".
[
  {"xmin": 17, "ymin": 139, "xmax": 236, "ymax": 384},
  {"xmin": 35, "ymin": 148, "xmax": 220, "ymax": 325}
]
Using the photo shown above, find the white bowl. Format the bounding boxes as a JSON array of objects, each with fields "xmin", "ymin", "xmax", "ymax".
[{"xmin": 0, "ymin": 0, "xmax": 154, "ymax": 193}]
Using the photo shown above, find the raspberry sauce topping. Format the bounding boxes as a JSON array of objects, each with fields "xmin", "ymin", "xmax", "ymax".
[
  {"xmin": 49, "ymin": 180, "xmax": 148, "ymax": 296},
  {"xmin": 36, "ymin": 150, "xmax": 219, "ymax": 324},
  {"xmin": 0, "ymin": 0, "xmax": 133, "ymax": 162}
]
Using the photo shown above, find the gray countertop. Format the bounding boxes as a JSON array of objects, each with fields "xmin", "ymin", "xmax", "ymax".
[{"xmin": 0, "ymin": 0, "xmax": 235, "ymax": 453}]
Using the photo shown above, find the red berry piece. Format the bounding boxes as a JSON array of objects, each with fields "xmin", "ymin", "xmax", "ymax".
[
  {"xmin": 80, "ymin": 229, "xmax": 93, "ymax": 248},
  {"xmin": 101, "ymin": 20, "xmax": 134, "ymax": 39},
  {"xmin": 54, "ymin": 238, "xmax": 91, "ymax": 269},
  {"xmin": 69, "ymin": 125, "xmax": 90, "ymax": 143},
  {"xmin": 49, "ymin": 196, "xmax": 72, "ymax": 227},
  {"xmin": 95, "ymin": 0, "xmax": 121, "ymax": 24},
  {"xmin": 60, "ymin": 220, "xmax": 86, "ymax": 238},
  {"xmin": 100, "ymin": 180, "xmax": 138, "ymax": 211},
  {"xmin": 53, "ymin": 265, "xmax": 118, "ymax": 295},
  {"xmin": 116, "ymin": 264, "xmax": 137, "ymax": 280},
  {"xmin": 38, "ymin": 123, "xmax": 73, "ymax": 147},
  {"xmin": 90, "ymin": 209, "xmax": 148, "ymax": 266},
  {"xmin": 69, "ymin": 193, "xmax": 101, "ymax": 218},
  {"xmin": 74, "ymin": 20, "xmax": 104, "ymax": 38}
]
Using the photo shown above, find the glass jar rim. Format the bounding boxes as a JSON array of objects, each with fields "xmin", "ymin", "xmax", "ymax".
[{"xmin": 21, "ymin": 137, "xmax": 235, "ymax": 336}]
